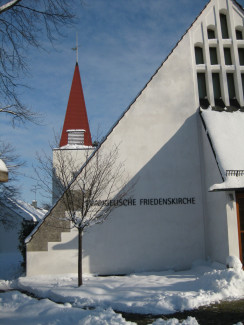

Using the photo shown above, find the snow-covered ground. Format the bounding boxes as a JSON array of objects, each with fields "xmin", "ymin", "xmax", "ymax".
[{"xmin": 0, "ymin": 254, "xmax": 244, "ymax": 324}]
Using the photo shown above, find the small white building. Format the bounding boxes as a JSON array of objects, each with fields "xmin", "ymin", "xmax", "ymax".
[
  {"xmin": 26, "ymin": 0, "xmax": 244, "ymax": 276},
  {"xmin": 0, "ymin": 199, "xmax": 46, "ymax": 254}
]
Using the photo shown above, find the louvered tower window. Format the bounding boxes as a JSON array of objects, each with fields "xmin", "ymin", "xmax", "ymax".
[{"xmin": 67, "ymin": 129, "xmax": 85, "ymax": 145}]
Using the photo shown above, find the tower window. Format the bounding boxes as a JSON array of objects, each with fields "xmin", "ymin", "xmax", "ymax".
[
  {"xmin": 195, "ymin": 46, "xmax": 204, "ymax": 64},
  {"xmin": 207, "ymin": 28, "xmax": 216, "ymax": 39},
  {"xmin": 209, "ymin": 47, "xmax": 218, "ymax": 65},
  {"xmin": 212, "ymin": 73, "xmax": 221, "ymax": 99},
  {"xmin": 67, "ymin": 129, "xmax": 85, "ymax": 145},
  {"xmin": 220, "ymin": 13, "xmax": 229, "ymax": 39},
  {"xmin": 227, "ymin": 73, "xmax": 236, "ymax": 99},
  {"xmin": 238, "ymin": 48, "xmax": 244, "ymax": 65},
  {"xmin": 236, "ymin": 29, "xmax": 243, "ymax": 40},
  {"xmin": 224, "ymin": 48, "xmax": 232, "ymax": 65},
  {"xmin": 197, "ymin": 73, "xmax": 207, "ymax": 99}
]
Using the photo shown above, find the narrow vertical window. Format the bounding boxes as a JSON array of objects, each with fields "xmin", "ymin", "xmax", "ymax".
[
  {"xmin": 227, "ymin": 73, "xmax": 236, "ymax": 99},
  {"xmin": 236, "ymin": 29, "xmax": 243, "ymax": 40},
  {"xmin": 209, "ymin": 47, "xmax": 218, "ymax": 65},
  {"xmin": 195, "ymin": 46, "xmax": 204, "ymax": 64},
  {"xmin": 207, "ymin": 28, "xmax": 215, "ymax": 39},
  {"xmin": 220, "ymin": 13, "xmax": 229, "ymax": 39},
  {"xmin": 241, "ymin": 74, "xmax": 244, "ymax": 98},
  {"xmin": 212, "ymin": 73, "xmax": 221, "ymax": 99},
  {"xmin": 197, "ymin": 73, "xmax": 207, "ymax": 99},
  {"xmin": 238, "ymin": 48, "xmax": 244, "ymax": 65},
  {"xmin": 224, "ymin": 48, "xmax": 232, "ymax": 65}
]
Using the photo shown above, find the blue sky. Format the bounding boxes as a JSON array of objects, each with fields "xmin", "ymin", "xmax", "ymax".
[{"xmin": 0, "ymin": 0, "xmax": 240, "ymax": 205}]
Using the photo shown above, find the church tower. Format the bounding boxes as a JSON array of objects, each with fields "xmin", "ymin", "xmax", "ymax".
[{"xmin": 52, "ymin": 62, "xmax": 94, "ymax": 203}]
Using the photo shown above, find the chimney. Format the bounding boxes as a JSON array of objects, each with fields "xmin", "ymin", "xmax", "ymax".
[{"xmin": 31, "ymin": 200, "xmax": 38, "ymax": 209}]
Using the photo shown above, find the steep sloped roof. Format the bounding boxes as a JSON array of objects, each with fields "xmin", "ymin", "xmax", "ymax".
[
  {"xmin": 59, "ymin": 63, "xmax": 92, "ymax": 147},
  {"xmin": 2, "ymin": 198, "xmax": 47, "ymax": 222}
]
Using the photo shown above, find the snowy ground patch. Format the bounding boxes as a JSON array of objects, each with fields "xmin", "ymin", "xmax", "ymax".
[
  {"xmin": 1, "ymin": 260, "xmax": 244, "ymax": 324},
  {"xmin": 10, "ymin": 261, "xmax": 244, "ymax": 315},
  {"xmin": 0, "ymin": 290, "xmax": 135, "ymax": 325}
]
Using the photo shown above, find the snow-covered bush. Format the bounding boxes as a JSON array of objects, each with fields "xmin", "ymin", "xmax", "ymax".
[{"xmin": 226, "ymin": 256, "xmax": 243, "ymax": 270}]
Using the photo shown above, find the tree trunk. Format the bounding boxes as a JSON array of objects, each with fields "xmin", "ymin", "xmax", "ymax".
[{"xmin": 78, "ymin": 228, "xmax": 83, "ymax": 286}]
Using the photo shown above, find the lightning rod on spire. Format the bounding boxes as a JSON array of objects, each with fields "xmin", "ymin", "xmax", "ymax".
[
  {"xmin": 76, "ymin": 32, "xmax": 78, "ymax": 64},
  {"xmin": 72, "ymin": 32, "xmax": 79, "ymax": 64}
]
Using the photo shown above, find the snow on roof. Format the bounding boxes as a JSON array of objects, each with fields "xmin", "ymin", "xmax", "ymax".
[
  {"xmin": 3, "ymin": 198, "xmax": 47, "ymax": 222},
  {"xmin": 201, "ymin": 108, "xmax": 244, "ymax": 191},
  {"xmin": 58, "ymin": 144, "xmax": 94, "ymax": 150},
  {"xmin": 0, "ymin": 159, "xmax": 8, "ymax": 173}
]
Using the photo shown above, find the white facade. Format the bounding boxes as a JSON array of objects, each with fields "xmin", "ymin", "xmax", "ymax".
[
  {"xmin": 52, "ymin": 146, "xmax": 94, "ymax": 203},
  {"xmin": 26, "ymin": 0, "xmax": 244, "ymax": 276}
]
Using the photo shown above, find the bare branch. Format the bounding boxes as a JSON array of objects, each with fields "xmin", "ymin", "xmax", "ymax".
[
  {"xmin": 0, "ymin": 0, "xmax": 77, "ymax": 124},
  {"xmin": 0, "ymin": 0, "xmax": 22, "ymax": 14}
]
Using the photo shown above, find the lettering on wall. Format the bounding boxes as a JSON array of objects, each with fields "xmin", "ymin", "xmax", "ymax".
[{"xmin": 92, "ymin": 197, "xmax": 196, "ymax": 207}]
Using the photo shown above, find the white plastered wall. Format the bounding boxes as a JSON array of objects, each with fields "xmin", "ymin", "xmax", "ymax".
[
  {"xmin": 199, "ymin": 119, "xmax": 239, "ymax": 263},
  {"xmin": 52, "ymin": 148, "xmax": 94, "ymax": 203},
  {"xmin": 80, "ymin": 29, "xmax": 206, "ymax": 274}
]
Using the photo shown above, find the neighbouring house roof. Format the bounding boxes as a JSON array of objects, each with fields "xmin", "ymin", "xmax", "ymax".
[
  {"xmin": 0, "ymin": 159, "xmax": 8, "ymax": 182},
  {"xmin": 59, "ymin": 63, "xmax": 92, "ymax": 147},
  {"xmin": 200, "ymin": 108, "xmax": 244, "ymax": 191},
  {"xmin": 2, "ymin": 198, "xmax": 47, "ymax": 223}
]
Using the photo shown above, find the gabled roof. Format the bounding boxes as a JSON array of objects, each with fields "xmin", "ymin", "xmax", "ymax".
[
  {"xmin": 59, "ymin": 63, "xmax": 92, "ymax": 147},
  {"xmin": 2, "ymin": 198, "xmax": 47, "ymax": 222}
]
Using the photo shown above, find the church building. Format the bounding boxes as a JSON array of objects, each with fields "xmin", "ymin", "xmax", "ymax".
[{"xmin": 26, "ymin": 0, "xmax": 244, "ymax": 276}]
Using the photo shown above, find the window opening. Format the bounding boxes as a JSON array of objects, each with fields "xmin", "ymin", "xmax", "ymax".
[
  {"xmin": 220, "ymin": 13, "xmax": 229, "ymax": 39},
  {"xmin": 209, "ymin": 47, "xmax": 218, "ymax": 65},
  {"xmin": 227, "ymin": 73, "xmax": 240, "ymax": 108},
  {"xmin": 207, "ymin": 28, "xmax": 215, "ymax": 39},
  {"xmin": 197, "ymin": 73, "xmax": 209, "ymax": 109},
  {"xmin": 227, "ymin": 73, "xmax": 236, "ymax": 99},
  {"xmin": 224, "ymin": 48, "xmax": 232, "ymax": 65},
  {"xmin": 238, "ymin": 48, "xmax": 244, "ymax": 65},
  {"xmin": 212, "ymin": 73, "xmax": 225, "ymax": 108},
  {"xmin": 212, "ymin": 73, "xmax": 221, "ymax": 99},
  {"xmin": 236, "ymin": 29, "xmax": 243, "ymax": 40},
  {"xmin": 241, "ymin": 74, "xmax": 244, "ymax": 99},
  {"xmin": 195, "ymin": 46, "xmax": 204, "ymax": 64},
  {"xmin": 197, "ymin": 73, "xmax": 207, "ymax": 99}
]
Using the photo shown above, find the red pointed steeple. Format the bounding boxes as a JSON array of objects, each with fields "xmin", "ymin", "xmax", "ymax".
[{"xmin": 59, "ymin": 63, "xmax": 92, "ymax": 147}]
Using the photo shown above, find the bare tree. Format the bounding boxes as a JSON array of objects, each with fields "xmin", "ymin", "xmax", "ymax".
[
  {"xmin": 0, "ymin": 140, "xmax": 24, "ymax": 227},
  {"xmin": 35, "ymin": 142, "xmax": 134, "ymax": 286},
  {"xmin": 0, "ymin": 0, "xmax": 77, "ymax": 124}
]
